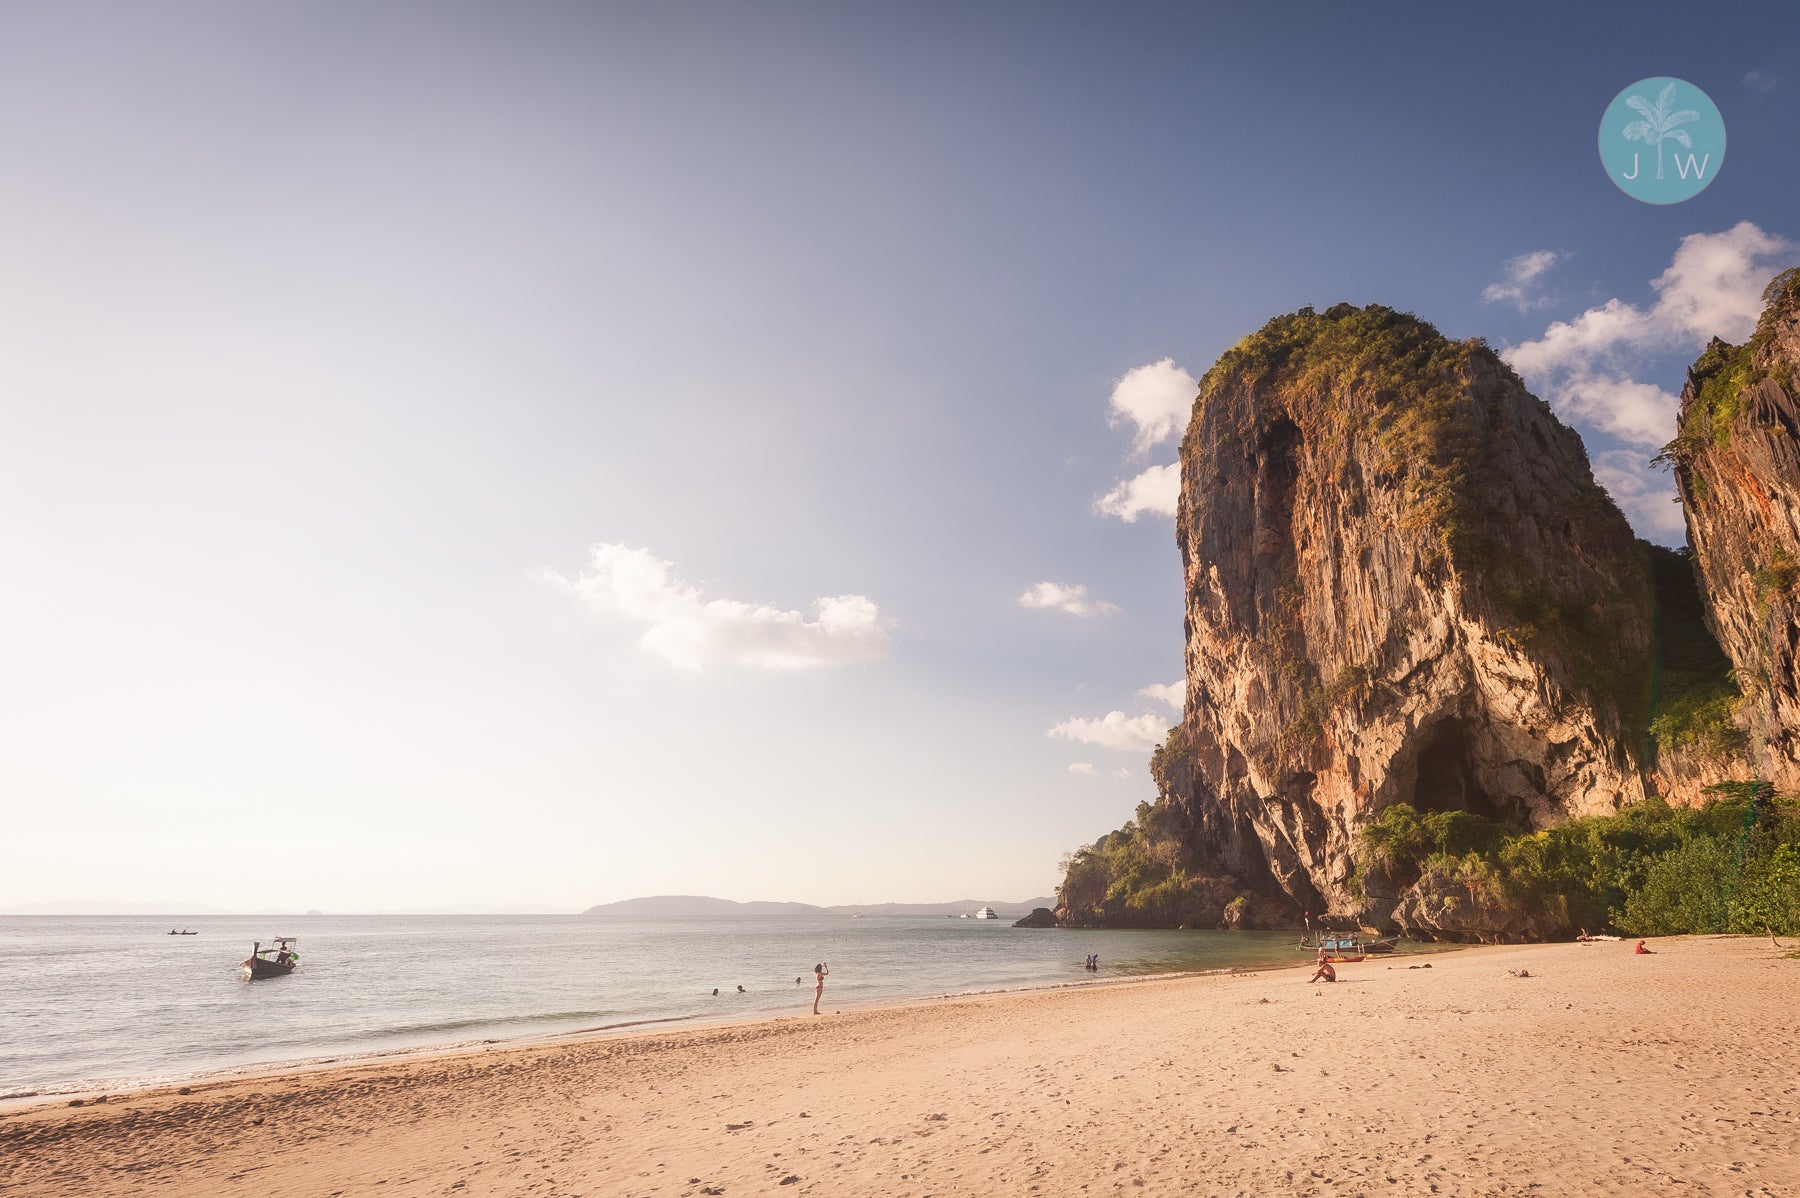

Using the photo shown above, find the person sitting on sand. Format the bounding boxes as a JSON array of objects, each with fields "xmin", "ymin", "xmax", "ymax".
[
  {"xmin": 1309, "ymin": 949, "xmax": 1336, "ymax": 984},
  {"xmin": 812, "ymin": 963, "xmax": 829, "ymax": 1014},
  {"xmin": 1634, "ymin": 941, "xmax": 1653, "ymax": 954}
]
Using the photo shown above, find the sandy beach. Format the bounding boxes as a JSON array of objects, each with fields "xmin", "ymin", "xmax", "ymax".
[{"xmin": 4, "ymin": 936, "xmax": 1795, "ymax": 1198}]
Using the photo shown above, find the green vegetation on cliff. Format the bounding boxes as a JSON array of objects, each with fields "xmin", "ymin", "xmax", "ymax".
[
  {"xmin": 1057, "ymin": 801, "xmax": 1245, "ymax": 928},
  {"xmin": 1188, "ymin": 303, "xmax": 1489, "ymax": 552},
  {"xmin": 1147, "ymin": 724, "xmax": 1188, "ymax": 794},
  {"xmin": 1357, "ymin": 791, "xmax": 1800, "ymax": 937},
  {"xmin": 1643, "ymin": 543, "xmax": 1743, "ymax": 759},
  {"xmin": 1661, "ymin": 267, "xmax": 1800, "ymax": 462}
]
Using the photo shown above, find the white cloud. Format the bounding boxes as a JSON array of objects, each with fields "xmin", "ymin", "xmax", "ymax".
[
  {"xmin": 1482, "ymin": 249, "xmax": 1563, "ymax": 312},
  {"xmin": 1095, "ymin": 463, "xmax": 1179, "ymax": 522},
  {"xmin": 1107, "ymin": 358, "xmax": 1197, "ymax": 454},
  {"xmin": 1093, "ymin": 358, "xmax": 1189, "ymax": 525},
  {"xmin": 1554, "ymin": 374, "xmax": 1682, "ymax": 448},
  {"xmin": 1067, "ymin": 762, "xmax": 1098, "ymax": 776},
  {"xmin": 1048, "ymin": 711, "xmax": 1170, "ymax": 753},
  {"xmin": 1138, "ymin": 680, "xmax": 1183, "ymax": 710},
  {"xmin": 1742, "ymin": 70, "xmax": 1778, "ymax": 94},
  {"xmin": 1111, "ymin": 767, "xmax": 1131, "ymax": 779},
  {"xmin": 1591, "ymin": 450, "xmax": 1688, "ymax": 540},
  {"xmin": 541, "ymin": 543, "xmax": 891, "ymax": 671},
  {"xmin": 1504, "ymin": 223, "xmax": 1798, "ymax": 449},
  {"xmin": 1650, "ymin": 223, "xmax": 1793, "ymax": 342},
  {"xmin": 1018, "ymin": 581, "xmax": 1118, "ymax": 617}
]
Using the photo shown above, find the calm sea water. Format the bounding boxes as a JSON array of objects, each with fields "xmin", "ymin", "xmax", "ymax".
[{"xmin": 0, "ymin": 914, "xmax": 1319, "ymax": 1100}]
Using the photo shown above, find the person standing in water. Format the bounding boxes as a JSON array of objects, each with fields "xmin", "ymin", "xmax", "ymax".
[{"xmin": 812, "ymin": 962, "xmax": 829, "ymax": 1014}]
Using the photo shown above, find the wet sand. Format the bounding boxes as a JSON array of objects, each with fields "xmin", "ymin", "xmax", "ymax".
[{"xmin": 4, "ymin": 936, "xmax": 1796, "ymax": 1197}]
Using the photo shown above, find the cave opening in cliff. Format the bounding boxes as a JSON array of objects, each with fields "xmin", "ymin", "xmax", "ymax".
[
  {"xmin": 1411, "ymin": 719, "xmax": 1522, "ymax": 826},
  {"xmin": 1254, "ymin": 417, "xmax": 1302, "ymax": 541}
]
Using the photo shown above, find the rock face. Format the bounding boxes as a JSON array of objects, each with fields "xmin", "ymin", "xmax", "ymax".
[
  {"xmin": 1164, "ymin": 305, "xmax": 1657, "ymax": 922},
  {"xmin": 1392, "ymin": 866, "xmax": 1563, "ymax": 944},
  {"xmin": 1012, "ymin": 907, "xmax": 1058, "ymax": 928},
  {"xmin": 1667, "ymin": 272, "xmax": 1800, "ymax": 793},
  {"xmin": 1058, "ymin": 299, "xmax": 1794, "ymax": 936}
]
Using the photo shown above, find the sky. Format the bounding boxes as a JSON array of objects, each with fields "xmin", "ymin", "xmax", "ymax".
[{"xmin": 3, "ymin": 2, "xmax": 1798, "ymax": 912}]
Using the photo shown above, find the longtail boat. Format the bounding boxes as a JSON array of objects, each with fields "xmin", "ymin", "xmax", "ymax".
[{"xmin": 240, "ymin": 937, "xmax": 299, "ymax": 980}]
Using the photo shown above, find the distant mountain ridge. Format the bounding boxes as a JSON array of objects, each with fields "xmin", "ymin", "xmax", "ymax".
[{"xmin": 582, "ymin": 895, "xmax": 1057, "ymax": 918}]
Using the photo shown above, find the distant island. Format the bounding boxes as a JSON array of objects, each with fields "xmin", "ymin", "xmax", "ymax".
[{"xmin": 583, "ymin": 895, "xmax": 1058, "ymax": 918}]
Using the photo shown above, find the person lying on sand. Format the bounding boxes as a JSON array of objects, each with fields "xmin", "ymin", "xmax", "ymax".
[{"xmin": 1309, "ymin": 950, "xmax": 1336, "ymax": 984}]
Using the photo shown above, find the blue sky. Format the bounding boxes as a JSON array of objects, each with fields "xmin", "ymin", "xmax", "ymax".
[{"xmin": 3, "ymin": 3, "xmax": 1797, "ymax": 911}]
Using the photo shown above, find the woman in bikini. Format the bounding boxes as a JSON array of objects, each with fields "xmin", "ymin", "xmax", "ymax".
[{"xmin": 812, "ymin": 962, "xmax": 829, "ymax": 1014}]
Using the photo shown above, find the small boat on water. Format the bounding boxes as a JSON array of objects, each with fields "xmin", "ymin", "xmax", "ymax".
[
  {"xmin": 1364, "ymin": 935, "xmax": 1401, "ymax": 954},
  {"xmin": 167, "ymin": 929, "xmax": 197, "ymax": 935},
  {"xmin": 240, "ymin": 937, "xmax": 300, "ymax": 980},
  {"xmin": 973, "ymin": 906, "xmax": 998, "ymax": 920}
]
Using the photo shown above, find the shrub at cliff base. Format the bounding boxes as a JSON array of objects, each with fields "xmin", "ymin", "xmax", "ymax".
[
  {"xmin": 1624, "ymin": 836, "xmax": 1800, "ymax": 935},
  {"xmin": 1356, "ymin": 791, "xmax": 1800, "ymax": 938},
  {"xmin": 1057, "ymin": 802, "xmax": 1260, "ymax": 928}
]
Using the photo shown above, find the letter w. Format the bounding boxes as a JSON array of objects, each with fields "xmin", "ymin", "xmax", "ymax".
[{"xmin": 1674, "ymin": 154, "xmax": 1711, "ymax": 180}]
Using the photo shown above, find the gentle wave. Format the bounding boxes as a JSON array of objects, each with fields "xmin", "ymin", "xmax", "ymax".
[{"xmin": 0, "ymin": 914, "xmax": 1347, "ymax": 1099}]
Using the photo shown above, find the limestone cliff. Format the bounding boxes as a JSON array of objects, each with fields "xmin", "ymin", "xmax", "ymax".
[
  {"xmin": 1058, "ymin": 303, "xmax": 1772, "ymax": 937},
  {"xmin": 1162, "ymin": 304, "xmax": 1662, "ymax": 926},
  {"xmin": 1665, "ymin": 269, "xmax": 1800, "ymax": 793}
]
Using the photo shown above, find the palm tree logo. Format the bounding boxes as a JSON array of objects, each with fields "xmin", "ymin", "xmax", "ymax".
[{"xmin": 1621, "ymin": 81, "xmax": 1700, "ymax": 181}]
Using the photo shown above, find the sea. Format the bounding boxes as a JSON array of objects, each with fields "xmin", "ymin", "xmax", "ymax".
[{"xmin": 0, "ymin": 913, "xmax": 1325, "ymax": 1102}]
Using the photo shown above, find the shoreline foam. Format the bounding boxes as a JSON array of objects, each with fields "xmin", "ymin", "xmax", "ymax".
[{"xmin": 0, "ymin": 957, "xmax": 1322, "ymax": 1109}]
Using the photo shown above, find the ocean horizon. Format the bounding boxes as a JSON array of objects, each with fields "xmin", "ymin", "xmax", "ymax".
[{"xmin": 1, "ymin": 913, "xmax": 1334, "ymax": 1101}]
